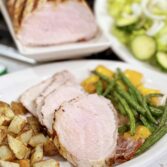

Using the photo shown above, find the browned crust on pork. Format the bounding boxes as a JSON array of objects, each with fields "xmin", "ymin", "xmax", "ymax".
[
  {"xmin": 7, "ymin": 0, "xmax": 16, "ymax": 17},
  {"xmin": 22, "ymin": 0, "xmax": 36, "ymax": 23},
  {"xmin": 13, "ymin": 0, "xmax": 27, "ymax": 32}
]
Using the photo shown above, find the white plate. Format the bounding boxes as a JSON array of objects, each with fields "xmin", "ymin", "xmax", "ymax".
[
  {"xmin": 0, "ymin": 0, "xmax": 109, "ymax": 62},
  {"xmin": 94, "ymin": 0, "xmax": 164, "ymax": 74},
  {"xmin": 0, "ymin": 60, "xmax": 167, "ymax": 167}
]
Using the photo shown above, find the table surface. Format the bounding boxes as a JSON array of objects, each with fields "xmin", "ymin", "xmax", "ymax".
[{"xmin": 0, "ymin": 2, "xmax": 166, "ymax": 167}]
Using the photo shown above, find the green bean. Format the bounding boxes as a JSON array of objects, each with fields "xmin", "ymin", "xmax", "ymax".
[
  {"xmin": 149, "ymin": 106, "xmax": 163, "ymax": 116},
  {"xmin": 96, "ymin": 80, "xmax": 103, "ymax": 95},
  {"xmin": 145, "ymin": 93, "xmax": 164, "ymax": 103},
  {"xmin": 157, "ymin": 105, "xmax": 165, "ymax": 111},
  {"xmin": 103, "ymin": 79, "xmax": 117, "ymax": 97},
  {"xmin": 114, "ymin": 92, "xmax": 136, "ymax": 135},
  {"xmin": 117, "ymin": 103, "xmax": 127, "ymax": 116},
  {"xmin": 143, "ymin": 97, "xmax": 157, "ymax": 124},
  {"xmin": 140, "ymin": 115, "xmax": 155, "ymax": 132},
  {"xmin": 129, "ymin": 88, "xmax": 138, "ymax": 102},
  {"xmin": 117, "ymin": 68, "xmax": 143, "ymax": 104},
  {"xmin": 136, "ymin": 124, "xmax": 167, "ymax": 155},
  {"xmin": 158, "ymin": 99, "xmax": 167, "ymax": 127},
  {"xmin": 118, "ymin": 125, "xmax": 129, "ymax": 134},
  {"xmin": 116, "ymin": 85, "xmax": 146, "ymax": 115},
  {"xmin": 131, "ymin": 108, "xmax": 138, "ymax": 118},
  {"xmin": 92, "ymin": 71, "xmax": 111, "ymax": 83}
]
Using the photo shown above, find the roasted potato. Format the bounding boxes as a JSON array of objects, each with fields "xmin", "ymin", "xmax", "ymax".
[
  {"xmin": 29, "ymin": 134, "xmax": 48, "ymax": 147},
  {"xmin": 16, "ymin": 130, "xmax": 33, "ymax": 146},
  {"xmin": 0, "ymin": 116, "xmax": 11, "ymax": 126},
  {"xmin": 21, "ymin": 123, "xmax": 31, "ymax": 133},
  {"xmin": 0, "ymin": 145, "xmax": 15, "ymax": 161},
  {"xmin": 8, "ymin": 135, "xmax": 30, "ymax": 160},
  {"xmin": 0, "ymin": 126, "xmax": 8, "ymax": 144},
  {"xmin": 27, "ymin": 116, "xmax": 41, "ymax": 134},
  {"xmin": 33, "ymin": 159, "xmax": 59, "ymax": 167},
  {"xmin": 0, "ymin": 160, "xmax": 19, "ymax": 167},
  {"xmin": 0, "ymin": 101, "xmax": 15, "ymax": 120},
  {"xmin": 8, "ymin": 116, "xmax": 26, "ymax": 134},
  {"xmin": 11, "ymin": 102, "xmax": 28, "ymax": 115},
  {"xmin": 31, "ymin": 145, "xmax": 43, "ymax": 164},
  {"xmin": 43, "ymin": 139, "xmax": 58, "ymax": 156},
  {"xmin": 20, "ymin": 159, "xmax": 30, "ymax": 167}
]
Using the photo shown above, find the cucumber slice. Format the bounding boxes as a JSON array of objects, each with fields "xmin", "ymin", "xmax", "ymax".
[
  {"xmin": 0, "ymin": 65, "xmax": 7, "ymax": 76},
  {"xmin": 130, "ymin": 35, "xmax": 156, "ymax": 60},
  {"xmin": 156, "ymin": 52, "xmax": 167, "ymax": 70},
  {"xmin": 116, "ymin": 16, "xmax": 138, "ymax": 27}
]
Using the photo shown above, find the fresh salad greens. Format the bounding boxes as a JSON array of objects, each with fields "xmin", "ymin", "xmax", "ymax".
[{"xmin": 107, "ymin": 0, "xmax": 167, "ymax": 72}]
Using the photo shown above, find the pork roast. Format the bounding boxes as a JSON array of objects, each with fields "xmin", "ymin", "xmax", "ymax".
[
  {"xmin": 40, "ymin": 85, "xmax": 84, "ymax": 134},
  {"xmin": 20, "ymin": 70, "xmax": 76, "ymax": 117},
  {"xmin": 53, "ymin": 94, "xmax": 118, "ymax": 167},
  {"xmin": 8, "ymin": 0, "xmax": 98, "ymax": 46}
]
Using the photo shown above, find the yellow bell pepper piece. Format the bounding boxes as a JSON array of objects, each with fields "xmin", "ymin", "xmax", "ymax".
[
  {"xmin": 123, "ymin": 125, "xmax": 151, "ymax": 140},
  {"xmin": 137, "ymin": 85, "xmax": 160, "ymax": 105},
  {"xmin": 124, "ymin": 69, "xmax": 143, "ymax": 87},
  {"xmin": 95, "ymin": 65, "xmax": 114, "ymax": 79},
  {"xmin": 81, "ymin": 75, "xmax": 99, "ymax": 93}
]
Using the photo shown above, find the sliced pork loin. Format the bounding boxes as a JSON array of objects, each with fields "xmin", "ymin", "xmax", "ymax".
[
  {"xmin": 14, "ymin": 0, "xmax": 98, "ymax": 46},
  {"xmin": 35, "ymin": 72, "xmax": 77, "ymax": 123},
  {"xmin": 53, "ymin": 94, "xmax": 118, "ymax": 167},
  {"xmin": 39, "ymin": 85, "xmax": 84, "ymax": 134},
  {"xmin": 20, "ymin": 70, "xmax": 76, "ymax": 117}
]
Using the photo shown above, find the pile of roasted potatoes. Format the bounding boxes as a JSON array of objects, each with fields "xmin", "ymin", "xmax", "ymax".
[{"xmin": 0, "ymin": 101, "xmax": 59, "ymax": 167}]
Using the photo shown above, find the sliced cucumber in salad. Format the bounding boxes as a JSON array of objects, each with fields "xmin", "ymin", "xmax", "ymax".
[
  {"xmin": 116, "ymin": 16, "xmax": 138, "ymax": 27},
  {"xmin": 156, "ymin": 52, "xmax": 167, "ymax": 70},
  {"xmin": 130, "ymin": 35, "xmax": 156, "ymax": 60},
  {"xmin": 108, "ymin": 0, "xmax": 167, "ymax": 72}
]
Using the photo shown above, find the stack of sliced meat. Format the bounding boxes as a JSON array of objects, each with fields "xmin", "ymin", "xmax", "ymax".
[
  {"xmin": 20, "ymin": 70, "xmax": 118, "ymax": 167},
  {"xmin": 7, "ymin": 0, "xmax": 98, "ymax": 46}
]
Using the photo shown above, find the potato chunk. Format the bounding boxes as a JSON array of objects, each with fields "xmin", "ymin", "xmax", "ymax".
[
  {"xmin": 0, "ymin": 145, "xmax": 15, "ymax": 161},
  {"xmin": 0, "ymin": 101, "xmax": 15, "ymax": 120},
  {"xmin": 0, "ymin": 126, "xmax": 7, "ymax": 144},
  {"xmin": 16, "ymin": 130, "xmax": 33, "ymax": 146},
  {"xmin": 0, "ymin": 160, "xmax": 19, "ymax": 167},
  {"xmin": 8, "ymin": 135, "xmax": 30, "ymax": 159},
  {"xmin": 11, "ymin": 102, "xmax": 28, "ymax": 115},
  {"xmin": 20, "ymin": 159, "xmax": 30, "ymax": 167},
  {"xmin": 33, "ymin": 159, "xmax": 59, "ymax": 167},
  {"xmin": 8, "ymin": 116, "xmax": 26, "ymax": 134},
  {"xmin": 27, "ymin": 116, "xmax": 41, "ymax": 134},
  {"xmin": 44, "ymin": 139, "xmax": 58, "ymax": 156},
  {"xmin": 31, "ymin": 145, "xmax": 43, "ymax": 164},
  {"xmin": 29, "ymin": 134, "xmax": 48, "ymax": 147}
]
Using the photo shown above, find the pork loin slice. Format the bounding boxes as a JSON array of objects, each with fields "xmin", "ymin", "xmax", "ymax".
[
  {"xmin": 35, "ymin": 71, "xmax": 76, "ymax": 122},
  {"xmin": 20, "ymin": 79, "xmax": 53, "ymax": 117},
  {"xmin": 20, "ymin": 70, "xmax": 75, "ymax": 117},
  {"xmin": 53, "ymin": 94, "xmax": 118, "ymax": 167},
  {"xmin": 40, "ymin": 85, "xmax": 84, "ymax": 134},
  {"xmin": 17, "ymin": 0, "xmax": 98, "ymax": 46}
]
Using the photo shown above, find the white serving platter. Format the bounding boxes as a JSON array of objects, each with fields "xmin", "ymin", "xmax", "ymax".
[
  {"xmin": 0, "ymin": 0, "xmax": 110, "ymax": 62},
  {"xmin": 0, "ymin": 60, "xmax": 167, "ymax": 167},
  {"xmin": 94, "ymin": 0, "xmax": 166, "ymax": 74}
]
